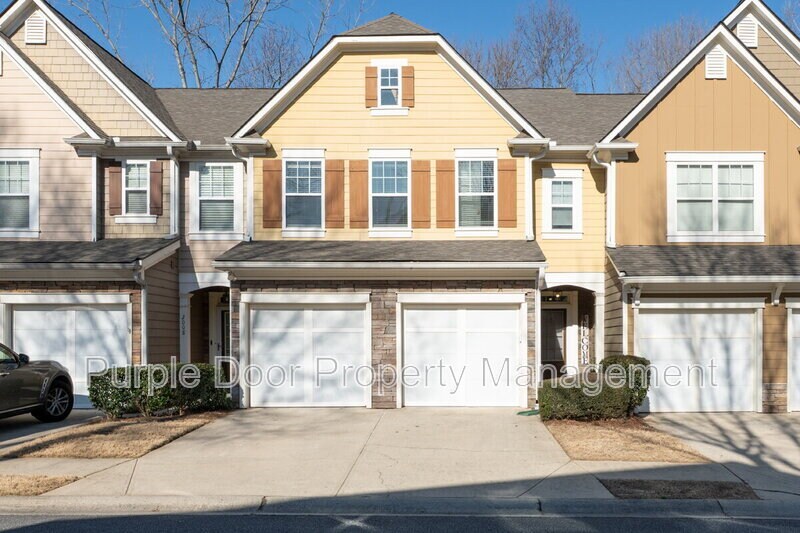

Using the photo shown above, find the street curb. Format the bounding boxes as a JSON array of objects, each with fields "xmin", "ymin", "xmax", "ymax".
[{"xmin": 0, "ymin": 496, "xmax": 797, "ymax": 518}]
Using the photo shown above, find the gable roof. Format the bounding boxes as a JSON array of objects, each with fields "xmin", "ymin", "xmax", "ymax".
[
  {"xmin": 342, "ymin": 14, "xmax": 435, "ymax": 37},
  {"xmin": 500, "ymin": 89, "xmax": 643, "ymax": 145},
  {"xmin": 601, "ymin": 22, "xmax": 800, "ymax": 143},
  {"xmin": 156, "ymin": 88, "xmax": 276, "ymax": 145},
  {"xmin": 725, "ymin": 0, "xmax": 800, "ymax": 64}
]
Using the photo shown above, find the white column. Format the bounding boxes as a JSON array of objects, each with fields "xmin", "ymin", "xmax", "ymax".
[
  {"xmin": 525, "ymin": 155, "xmax": 534, "ymax": 240},
  {"xmin": 594, "ymin": 292, "xmax": 605, "ymax": 364},
  {"xmin": 179, "ymin": 293, "xmax": 192, "ymax": 363},
  {"xmin": 606, "ymin": 161, "xmax": 617, "ymax": 248},
  {"xmin": 91, "ymin": 156, "xmax": 98, "ymax": 241}
]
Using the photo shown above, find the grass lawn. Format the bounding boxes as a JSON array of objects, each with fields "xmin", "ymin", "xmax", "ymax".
[
  {"xmin": 599, "ymin": 479, "xmax": 759, "ymax": 500},
  {"xmin": 544, "ymin": 417, "xmax": 708, "ymax": 463},
  {"xmin": 0, "ymin": 412, "xmax": 225, "ymax": 459},
  {"xmin": 0, "ymin": 475, "xmax": 79, "ymax": 496}
]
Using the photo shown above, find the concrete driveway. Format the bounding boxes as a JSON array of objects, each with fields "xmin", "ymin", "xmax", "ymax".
[
  {"xmin": 648, "ymin": 413, "xmax": 800, "ymax": 501},
  {"xmin": 0, "ymin": 410, "xmax": 100, "ymax": 452},
  {"xmin": 51, "ymin": 408, "xmax": 612, "ymax": 499}
]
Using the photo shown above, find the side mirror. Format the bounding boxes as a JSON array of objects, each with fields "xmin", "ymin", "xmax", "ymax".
[{"xmin": 18, "ymin": 354, "xmax": 30, "ymax": 365}]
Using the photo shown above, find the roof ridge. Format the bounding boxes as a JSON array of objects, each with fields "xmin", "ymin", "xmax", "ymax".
[{"xmin": 342, "ymin": 12, "xmax": 434, "ymax": 36}]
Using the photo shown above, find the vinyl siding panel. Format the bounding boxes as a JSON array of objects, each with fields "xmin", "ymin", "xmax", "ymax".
[
  {"xmin": 604, "ymin": 257, "xmax": 624, "ymax": 355},
  {"xmin": 0, "ymin": 52, "xmax": 92, "ymax": 240},
  {"xmin": 747, "ymin": 26, "xmax": 800, "ymax": 101},
  {"xmin": 763, "ymin": 303, "xmax": 788, "ymax": 384},
  {"xmin": 617, "ymin": 57, "xmax": 800, "ymax": 245},
  {"xmin": 146, "ymin": 253, "xmax": 179, "ymax": 364}
]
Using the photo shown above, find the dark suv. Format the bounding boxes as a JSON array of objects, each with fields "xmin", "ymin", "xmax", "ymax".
[{"xmin": 0, "ymin": 342, "xmax": 74, "ymax": 422}]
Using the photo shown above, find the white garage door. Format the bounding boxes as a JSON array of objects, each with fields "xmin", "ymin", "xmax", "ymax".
[
  {"xmin": 403, "ymin": 306, "xmax": 522, "ymax": 407},
  {"xmin": 12, "ymin": 305, "xmax": 129, "ymax": 407},
  {"xmin": 249, "ymin": 306, "xmax": 368, "ymax": 407},
  {"xmin": 637, "ymin": 309, "xmax": 756, "ymax": 413},
  {"xmin": 791, "ymin": 311, "xmax": 800, "ymax": 412}
]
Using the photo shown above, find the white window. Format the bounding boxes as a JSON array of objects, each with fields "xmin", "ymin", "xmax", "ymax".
[
  {"xmin": 284, "ymin": 160, "xmax": 323, "ymax": 229},
  {"xmin": 370, "ymin": 159, "xmax": 410, "ymax": 229},
  {"xmin": 379, "ymin": 67, "xmax": 400, "ymax": 107},
  {"xmin": 542, "ymin": 168, "xmax": 583, "ymax": 239},
  {"xmin": 457, "ymin": 156, "xmax": 497, "ymax": 230},
  {"xmin": 122, "ymin": 161, "xmax": 150, "ymax": 215},
  {"xmin": 190, "ymin": 162, "xmax": 243, "ymax": 239},
  {"xmin": 667, "ymin": 152, "xmax": 764, "ymax": 242},
  {"xmin": 0, "ymin": 149, "xmax": 39, "ymax": 237}
]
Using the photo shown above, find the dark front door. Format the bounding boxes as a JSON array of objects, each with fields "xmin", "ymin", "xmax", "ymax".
[{"xmin": 542, "ymin": 309, "xmax": 567, "ymax": 380}]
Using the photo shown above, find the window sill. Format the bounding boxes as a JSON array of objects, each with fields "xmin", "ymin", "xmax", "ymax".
[
  {"xmin": 370, "ymin": 107, "xmax": 409, "ymax": 117},
  {"xmin": 455, "ymin": 228, "xmax": 499, "ymax": 238},
  {"xmin": 542, "ymin": 231, "xmax": 583, "ymax": 240},
  {"xmin": 0, "ymin": 229, "xmax": 39, "ymax": 238},
  {"xmin": 189, "ymin": 232, "xmax": 245, "ymax": 241},
  {"xmin": 282, "ymin": 229, "xmax": 326, "ymax": 238},
  {"xmin": 369, "ymin": 229, "xmax": 412, "ymax": 238},
  {"xmin": 666, "ymin": 234, "xmax": 766, "ymax": 243},
  {"xmin": 114, "ymin": 215, "xmax": 157, "ymax": 225}
]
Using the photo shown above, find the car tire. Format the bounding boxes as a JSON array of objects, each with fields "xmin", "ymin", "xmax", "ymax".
[{"xmin": 32, "ymin": 381, "xmax": 74, "ymax": 423}]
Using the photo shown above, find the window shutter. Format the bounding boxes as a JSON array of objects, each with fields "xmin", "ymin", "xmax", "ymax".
[
  {"xmin": 435, "ymin": 160, "xmax": 455, "ymax": 228},
  {"xmin": 262, "ymin": 159, "xmax": 282, "ymax": 228},
  {"xmin": 365, "ymin": 67, "xmax": 378, "ymax": 108},
  {"xmin": 349, "ymin": 160, "xmax": 369, "ymax": 228},
  {"xmin": 107, "ymin": 162, "xmax": 122, "ymax": 216},
  {"xmin": 705, "ymin": 45, "xmax": 727, "ymax": 79},
  {"xmin": 149, "ymin": 161, "xmax": 163, "ymax": 216},
  {"xmin": 498, "ymin": 159, "xmax": 517, "ymax": 228},
  {"xmin": 325, "ymin": 160, "xmax": 345, "ymax": 228},
  {"xmin": 411, "ymin": 160, "xmax": 430, "ymax": 228},
  {"xmin": 737, "ymin": 14, "xmax": 759, "ymax": 48},
  {"xmin": 25, "ymin": 12, "xmax": 47, "ymax": 45},
  {"xmin": 402, "ymin": 66, "xmax": 415, "ymax": 108}
]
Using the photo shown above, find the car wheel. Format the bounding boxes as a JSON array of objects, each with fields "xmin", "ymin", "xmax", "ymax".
[{"xmin": 32, "ymin": 382, "xmax": 74, "ymax": 423}]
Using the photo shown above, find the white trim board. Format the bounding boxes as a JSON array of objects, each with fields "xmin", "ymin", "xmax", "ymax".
[
  {"xmin": 241, "ymin": 292, "xmax": 371, "ymax": 305},
  {"xmin": 398, "ymin": 292, "xmax": 526, "ymax": 304},
  {"xmin": 0, "ymin": 293, "xmax": 130, "ymax": 305}
]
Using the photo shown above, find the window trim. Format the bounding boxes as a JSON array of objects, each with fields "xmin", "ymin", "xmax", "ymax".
[
  {"xmin": 542, "ymin": 168, "xmax": 583, "ymax": 240},
  {"xmin": 369, "ymin": 154, "xmax": 412, "ymax": 237},
  {"xmin": 666, "ymin": 152, "xmax": 765, "ymax": 243},
  {"xmin": 371, "ymin": 59, "xmax": 409, "ymax": 116},
  {"xmin": 282, "ymin": 156, "xmax": 326, "ymax": 237},
  {"xmin": 455, "ymin": 154, "xmax": 498, "ymax": 233},
  {"xmin": 0, "ymin": 148, "xmax": 39, "ymax": 238},
  {"xmin": 189, "ymin": 161, "xmax": 244, "ymax": 241}
]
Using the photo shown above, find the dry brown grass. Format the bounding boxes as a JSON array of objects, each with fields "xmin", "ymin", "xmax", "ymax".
[
  {"xmin": 545, "ymin": 417, "xmax": 708, "ymax": 463},
  {"xmin": 599, "ymin": 479, "xmax": 759, "ymax": 500},
  {"xmin": 0, "ymin": 412, "xmax": 225, "ymax": 459},
  {"xmin": 0, "ymin": 475, "xmax": 79, "ymax": 496}
]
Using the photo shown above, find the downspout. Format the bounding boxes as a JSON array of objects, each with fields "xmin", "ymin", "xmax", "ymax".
[
  {"xmin": 91, "ymin": 156, "xmax": 98, "ymax": 241},
  {"xmin": 134, "ymin": 263, "xmax": 148, "ymax": 365},
  {"xmin": 591, "ymin": 150, "xmax": 616, "ymax": 248},
  {"xmin": 230, "ymin": 145, "xmax": 254, "ymax": 241},
  {"xmin": 525, "ymin": 145, "xmax": 550, "ymax": 241},
  {"xmin": 168, "ymin": 150, "xmax": 180, "ymax": 238}
]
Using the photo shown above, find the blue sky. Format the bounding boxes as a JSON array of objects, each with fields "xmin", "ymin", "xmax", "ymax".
[{"xmin": 2, "ymin": 0, "xmax": 790, "ymax": 90}]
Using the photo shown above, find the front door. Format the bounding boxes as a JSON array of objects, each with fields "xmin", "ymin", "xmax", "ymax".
[{"xmin": 542, "ymin": 309, "xmax": 567, "ymax": 379}]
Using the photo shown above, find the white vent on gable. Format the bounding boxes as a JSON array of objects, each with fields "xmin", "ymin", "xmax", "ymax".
[
  {"xmin": 737, "ymin": 14, "xmax": 759, "ymax": 48},
  {"xmin": 25, "ymin": 12, "xmax": 47, "ymax": 45},
  {"xmin": 705, "ymin": 45, "xmax": 727, "ymax": 79}
]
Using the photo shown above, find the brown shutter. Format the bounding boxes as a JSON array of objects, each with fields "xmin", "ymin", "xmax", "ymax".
[
  {"xmin": 325, "ymin": 160, "xmax": 345, "ymax": 228},
  {"xmin": 365, "ymin": 66, "xmax": 378, "ymax": 108},
  {"xmin": 349, "ymin": 160, "xmax": 369, "ymax": 228},
  {"xmin": 411, "ymin": 160, "xmax": 430, "ymax": 229},
  {"xmin": 435, "ymin": 160, "xmax": 455, "ymax": 228},
  {"xmin": 498, "ymin": 159, "xmax": 517, "ymax": 228},
  {"xmin": 107, "ymin": 161, "xmax": 122, "ymax": 216},
  {"xmin": 262, "ymin": 159, "xmax": 282, "ymax": 228},
  {"xmin": 402, "ymin": 66, "xmax": 415, "ymax": 108},
  {"xmin": 149, "ymin": 161, "xmax": 163, "ymax": 216}
]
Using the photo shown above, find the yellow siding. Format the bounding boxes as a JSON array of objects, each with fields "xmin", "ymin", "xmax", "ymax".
[
  {"xmin": 617, "ymin": 56, "xmax": 800, "ymax": 245},
  {"xmin": 747, "ymin": 26, "xmax": 800, "ymax": 101},
  {"xmin": 0, "ymin": 52, "xmax": 92, "ymax": 240},
  {"xmin": 9, "ymin": 17, "xmax": 159, "ymax": 137},
  {"xmin": 535, "ymin": 162, "xmax": 606, "ymax": 272},
  {"xmin": 254, "ymin": 51, "xmax": 525, "ymax": 241}
]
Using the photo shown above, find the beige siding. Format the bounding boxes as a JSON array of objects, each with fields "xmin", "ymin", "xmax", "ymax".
[
  {"xmin": 9, "ymin": 18, "xmax": 159, "ymax": 137},
  {"xmin": 254, "ymin": 51, "xmax": 525, "ymax": 241},
  {"xmin": 748, "ymin": 26, "xmax": 800, "ymax": 100},
  {"xmin": 617, "ymin": 56, "xmax": 800, "ymax": 245},
  {"xmin": 103, "ymin": 160, "xmax": 171, "ymax": 238},
  {"xmin": 604, "ymin": 257, "xmax": 624, "ymax": 356},
  {"xmin": 535, "ymin": 162, "xmax": 606, "ymax": 272},
  {"xmin": 146, "ymin": 253, "xmax": 179, "ymax": 364},
  {"xmin": 0, "ymin": 52, "xmax": 92, "ymax": 240},
  {"xmin": 763, "ymin": 302, "xmax": 788, "ymax": 384}
]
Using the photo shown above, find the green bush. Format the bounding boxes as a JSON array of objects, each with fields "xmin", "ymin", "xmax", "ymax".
[
  {"xmin": 89, "ymin": 363, "xmax": 233, "ymax": 418},
  {"xmin": 539, "ymin": 355, "xmax": 651, "ymax": 421}
]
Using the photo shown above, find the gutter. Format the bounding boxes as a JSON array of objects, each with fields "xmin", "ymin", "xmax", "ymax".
[{"xmin": 212, "ymin": 260, "xmax": 549, "ymax": 270}]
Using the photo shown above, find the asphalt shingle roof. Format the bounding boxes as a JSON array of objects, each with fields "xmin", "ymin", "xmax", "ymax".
[
  {"xmin": 609, "ymin": 246, "xmax": 800, "ymax": 277},
  {"xmin": 0, "ymin": 238, "xmax": 178, "ymax": 266},
  {"xmin": 216, "ymin": 240, "xmax": 546, "ymax": 264},
  {"xmin": 342, "ymin": 13, "xmax": 435, "ymax": 36}
]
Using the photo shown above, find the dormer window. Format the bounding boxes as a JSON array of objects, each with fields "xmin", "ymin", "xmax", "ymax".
[
  {"xmin": 366, "ymin": 60, "xmax": 413, "ymax": 116},
  {"xmin": 379, "ymin": 67, "xmax": 400, "ymax": 107}
]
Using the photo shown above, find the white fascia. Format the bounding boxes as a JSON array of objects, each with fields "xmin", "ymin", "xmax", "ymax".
[{"xmin": 724, "ymin": 0, "xmax": 800, "ymax": 65}]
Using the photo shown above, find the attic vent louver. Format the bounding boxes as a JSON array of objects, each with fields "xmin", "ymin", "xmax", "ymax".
[
  {"xmin": 705, "ymin": 45, "xmax": 727, "ymax": 80},
  {"xmin": 25, "ymin": 11, "xmax": 47, "ymax": 44},
  {"xmin": 737, "ymin": 14, "xmax": 759, "ymax": 48}
]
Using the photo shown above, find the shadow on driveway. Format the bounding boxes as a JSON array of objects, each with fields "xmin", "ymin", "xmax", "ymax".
[{"xmin": 0, "ymin": 411, "xmax": 101, "ymax": 451}]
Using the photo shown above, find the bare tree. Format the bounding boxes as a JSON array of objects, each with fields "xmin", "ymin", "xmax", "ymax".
[
  {"xmin": 614, "ymin": 16, "xmax": 708, "ymax": 93},
  {"xmin": 235, "ymin": 25, "xmax": 302, "ymax": 88},
  {"xmin": 458, "ymin": 38, "xmax": 526, "ymax": 88},
  {"xmin": 785, "ymin": 1, "xmax": 800, "ymax": 33},
  {"xmin": 63, "ymin": 0, "xmax": 123, "ymax": 60}
]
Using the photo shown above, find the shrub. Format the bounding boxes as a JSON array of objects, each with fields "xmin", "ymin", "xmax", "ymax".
[
  {"xmin": 599, "ymin": 355, "xmax": 651, "ymax": 414},
  {"xmin": 89, "ymin": 363, "xmax": 233, "ymax": 418}
]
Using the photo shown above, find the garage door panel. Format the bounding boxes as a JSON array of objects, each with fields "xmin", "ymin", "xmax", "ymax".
[
  {"xmin": 404, "ymin": 308, "xmax": 458, "ymax": 330},
  {"xmin": 638, "ymin": 313, "xmax": 692, "ymax": 340},
  {"xmin": 13, "ymin": 309, "xmax": 69, "ymax": 330},
  {"xmin": 251, "ymin": 308, "xmax": 304, "ymax": 330},
  {"xmin": 312, "ymin": 332, "xmax": 363, "ymax": 358},
  {"xmin": 465, "ymin": 308, "xmax": 517, "ymax": 331},
  {"xmin": 405, "ymin": 331, "xmax": 459, "ymax": 358},
  {"xmin": 252, "ymin": 331, "xmax": 305, "ymax": 358},
  {"xmin": 312, "ymin": 308, "xmax": 363, "ymax": 330}
]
